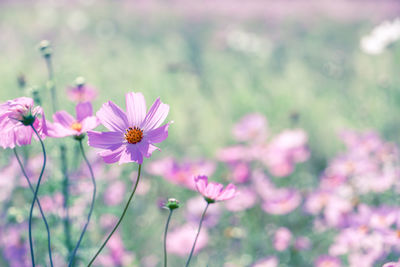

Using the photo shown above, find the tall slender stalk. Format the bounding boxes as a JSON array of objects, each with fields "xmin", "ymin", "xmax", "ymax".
[
  {"xmin": 68, "ymin": 139, "xmax": 97, "ymax": 267},
  {"xmin": 28, "ymin": 125, "xmax": 47, "ymax": 267},
  {"xmin": 87, "ymin": 164, "xmax": 142, "ymax": 267},
  {"xmin": 163, "ymin": 209, "xmax": 174, "ymax": 267},
  {"xmin": 13, "ymin": 148, "xmax": 54, "ymax": 267},
  {"xmin": 185, "ymin": 203, "xmax": 210, "ymax": 267}
]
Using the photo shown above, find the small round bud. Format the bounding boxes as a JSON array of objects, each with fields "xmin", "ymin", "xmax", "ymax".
[
  {"xmin": 165, "ymin": 198, "xmax": 180, "ymax": 210},
  {"xmin": 75, "ymin": 76, "xmax": 86, "ymax": 87},
  {"xmin": 28, "ymin": 86, "xmax": 42, "ymax": 105},
  {"xmin": 17, "ymin": 73, "xmax": 26, "ymax": 89},
  {"xmin": 38, "ymin": 40, "xmax": 52, "ymax": 57}
]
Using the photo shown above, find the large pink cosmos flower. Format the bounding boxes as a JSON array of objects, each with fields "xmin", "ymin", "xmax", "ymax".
[
  {"xmin": 0, "ymin": 97, "xmax": 47, "ymax": 149},
  {"xmin": 87, "ymin": 92, "xmax": 170, "ymax": 165},
  {"xmin": 47, "ymin": 102, "xmax": 99, "ymax": 138},
  {"xmin": 194, "ymin": 175, "xmax": 236, "ymax": 203}
]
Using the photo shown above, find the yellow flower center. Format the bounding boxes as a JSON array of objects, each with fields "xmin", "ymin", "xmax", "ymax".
[
  {"xmin": 125, "ymin": 127, "xmax": 143, "ymax": 144},
  {"xmin": 71, "ymin": 122, "xmax": 82, "ymax": 132}
]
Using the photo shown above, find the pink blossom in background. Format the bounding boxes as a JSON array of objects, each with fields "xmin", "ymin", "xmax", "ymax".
[
  {"xmin": 194, "ymin": 175, "xmax": 236, "ymax": 203},
  {"xmin": 96, "ymin": 233, "xmax": 134, "ymax": 266},
  {"xmin": 273, "ymin": 227, "xmax": 292, "ymax": 251},
  {"xmin": 262, "ymin": 129, "xmax": 310, "ymax": 177},
  {"xmin": 261, "ymin": 188, "xmax": 301, "ymax": 215},
  {"xmin": 314, "ymin": 255, "xmax": 341, "ymax": 267},
  {"xmin": 88, "ymin": 92, "xmax": 171, "ymax": 165},
  {"xmin": 228, "ymin": 162, "xmax": 251, "ymax": 183},
  {"xmin": 0, "ymin": 160, "xmax": 19, "ymax": 203},
  {"xmin": 0, "ymin": 225, "xmax": 29, "ymax": 267},
  {"xmin": 383, "ymin": 260, "xmax": 400, "ymax": 267},
  {"xmin": 294, "ymin": 236, "xmax": 311, "ymax": 251},
  {"xmin": 185, "ymin": 196, "xmax": 221, "ymax": 227},
  {"xmin": 251, "ymin": 256, "xmax": 279, "ymax": 267},
  {"xmin": 225, "ymin": 187, "xmax": 257, "ymax": 212},
  {"xmin": 0, "ymin": 97, "xmax": 47, "ymax": 149},
  {"xmin": 103, "ymin": 181, "xmax": 126, "ymax": 206},
  {"xmin": 167, "ymin": 224, "xmax": 209, "ymax": 257},
  {"xmin": 67, "ymin": 84, "xmax": 98, "ymax": 102},
  {"xmin": 232, "ymin": 113, "xmax": 268, "ymax": 143},
  {"xmin": 100, "ymin": 214, "xmax": 118, "ymax": 229},
  {"xmin": 217, "ymin": 145, "xmax": 251, "ymax": 163},
  {"xmin": 47, "ymin": 101, "xmax": 99, "ymax": 138},
  {"xmin": 146, "ymin": 157, "xmax": 215, "ymax": 190}
]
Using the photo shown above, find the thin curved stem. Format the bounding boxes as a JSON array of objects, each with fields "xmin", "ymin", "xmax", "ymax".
[
  {"xmin": 68, "ymin": 139, "xmax": 97, "ymax": 267},
  {"xmin": 163, "ymin": 209, "xmax": 174, "ymax": 267},
  {"xmin": 28, "ymin": 125, "xmax": 47, "ymax": 267},
  {"xmin": 13, "ymin": 148, "xmax": 54, "ymax": 267},
  {"xmin": 185, "ymin": 202, "xmax": 210, "ymax": 267},
  {"xmin": 87, "ymin": 164, "xmax": 142, "ymax": 267}
]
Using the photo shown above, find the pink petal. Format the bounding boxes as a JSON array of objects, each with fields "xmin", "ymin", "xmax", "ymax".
[
  {"xmin": 215, "ymin": 184, "xmax": 236, "ymax": 201},
  {"xmin": 136, "ymin": 141, "xmax": 160, "ymax": 158},
  {"xmin": 194, "ymin": 175, "xmax": 208, "ymax": 195},
  {"xmin": 205, "ymin": 182, "xmax": 224, "ymax": 199},
  {"xmin": 145, "ymin": 123, "xmax": 170, "ymax": 143},
  {"xmin": 96, "ymin": 101, "xmax": 128, "ymax": 132},
  {"xmin": 118, "ymin": 144, "xmax": 143, "ymax": 165},
  {"xmin": 99, "ymin": 146, "xmax": 125, "ymax": 164},
  {"xmin": 125, "ymin": 92, "xmax": 146, "ymax": 127},
  {"xmin": 87, "ymin": 131, "xmax": 124, "ymax": 150},
  {"xmin": 53, "ymin": 111, "xmax": 75, "ymax": 128},
  {"xmin": 76, "ymin": 102, "xmax": 93, "ymax": 122},
  {"xmin": 141, "ymin": 98, "xmax": 169, "ymax": 131},
  {"xmin": 46, "ymin": 121, "xmax": 75, "ymax": 138},
  {"xmin": 80, "ymin": 116, "xmax": 100, "ymax": 133}
]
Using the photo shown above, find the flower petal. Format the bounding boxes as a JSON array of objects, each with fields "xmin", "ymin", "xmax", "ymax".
[
  {"xmin": 205, "ymin": 182, "xmax": 224, "ymax": 200},
  {"xmin": 119, "ymin": 144, "xmax": 143, "ymax": 165},
  {"xmin": 136, "ymin": 141, "xmax": 160, "ymax": 158},
  {"xmin": 53, "ymin": 111, "xmax": 75, "ymax": 128},
  {"xmin": 145, "ymin": 123, "xmax": 170, "ymax": 143},
  {"xmin": 81, "ymin": 116, "xmax": 100, "ymax": 133},
  {"xmin": 141, "ymin": 98, "xmax": 169, "ymax": 131},
  {"xmin": 87, "ymin": 131, "xmax": 124, "ymax": 150},
  {"xmin": 215, "ymin": 184, "xmax": 236, "ymax": 201},
  {"xmin": 96, "ymin": 101, "xmax": 128, "ymax": 132},
  {"xmin": 76, "ymin": 102, "xmax": 93, "ymax": 122},
  {"xmin": 126, "ymin": 92, "xmax": 146, "ymax": 127},
  {"xmin": 194, "ymin": 175, "xmax": 208, "ymax": 195},
  {"xmin": 99, "ymin": 146, "xmax": 125, "ymax": 164}
]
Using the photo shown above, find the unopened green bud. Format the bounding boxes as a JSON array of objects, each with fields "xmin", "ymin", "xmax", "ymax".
[
  {"xmin": 38, "ymin": 40, "xmax": 52, "ymax": 57},
  {"xmin": 165, "ymin": 198, "xmax": 180, "ymax": 210},
  {"xmin": 75, "ymin": 76, "xmax": 86, "ymax": 87}
]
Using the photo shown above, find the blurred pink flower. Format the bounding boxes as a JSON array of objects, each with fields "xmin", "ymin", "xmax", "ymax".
[
  {"xmin": 273, "ymin": 227, "xmax": 292, "ymax": 251},
  {"xmin": 103, "ymin": 181, "xmax": 126, "ymax": 206},
  {"xmin": 185, "ymin": 196, "xmax": 221, "ymax": 227},
  {"xmin": 88, "ymin": 92, "xmax": 171, "ymax": 164},
  {"xmin": 47, "ymin": 102, "xmax": 99, "ymax": 138},
  {"xmin": 262, "ymin": 129, "xmax": 310, "ymax": 177},
  {"xmin": 96, "ymin": 233, "xmax": 134, "ymax": 266},
  {"xmin": 314, "ymin": 255, "xmax": 341, "ymax": 267},
  {"xmin": 294, "ymin": 236, "xmax": 311, "ymax": 251},
  {"xmin": 217, "ymin": 145, "xmax": 250, "ymax": 163},
  {"xmin": 261, "ymin": 188, "xmax": 301, "ymax": 215},
  {"xmin": 67, "ymin": 84, "xmax": 98, "ymax": 102},
  {"xmin": 232, "ymin": 113, "xmax": 268, "ymax": 143},
  {"xmin": 167, "ymin": 224, "xmax": 209, "ymax": 257},
  {"xmin": 383, "ymin": 260, "xmax": 400, "ymax": 267},
  {"xmin": 225, "ymin": 187, "xmax": 257, "ymax": 212},
  {"xmin": 194, "ymin": 175, "xmax": 236, "ymax": 203},
  {"xmin": 0, "ymin": 97, "xmax": 47, "ymax": 148},
  {"xmin": 146, "ymin": 157, "xmax": 215, "ymax": 190},
  {"xmin": 251, "ymin": 256, "xmax": 279, "ymax": 267}
]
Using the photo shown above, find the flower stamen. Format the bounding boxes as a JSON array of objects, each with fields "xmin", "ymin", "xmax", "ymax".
[
  {"xmin": 125, "ymin": 126, "xmax": 143, "ymax": 144},
  {"xmin": 71, "ymin": 122, "xmax": 83, "ymax": 132}
]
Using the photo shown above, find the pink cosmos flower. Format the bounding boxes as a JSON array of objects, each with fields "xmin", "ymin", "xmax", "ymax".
[
  {"xmin": 0, "ymin": 97, "xmax": 47, "ymax": 149},
  {"xmin": 261, "ymin": 188, "xmax": 301, "ymax": 215},
  {"xmin": 225, "ymin": 187, "xmax": 257, "ymax": 212},
  {"xmin": 47, "ymin": 102, "xmax": 99, "ymax": 138},
  {"xmin": 314, "ymin": 255, "xmax": 341, "ymax": 267},
  {"xmin": 232, "ymin": 113, "xmax": 268, "ymax": 143},
  {"xmin": 251, "ymin": 257, "xmax": 279, "ymax": 267},
  {"xmin": 194, "ymin": 175, "xmax": 236, "ymax": 203},
  {"xmin": 87, "ymin": 92, "xmax": 170, "ymax": 165},
  {"xmin": 273, "ymin": 227, "xmax": 292, "ymax": 251},
  {"xmin": 383, "ymin": 260, "xmax": 400, "ymax": 267},
  {"xmin": 67, "ymin": 84, "xmax": 98, "ymax": 102},
  {"xmin": 166, "ymin": 224, "xmax": 209, "ymax": 257}
]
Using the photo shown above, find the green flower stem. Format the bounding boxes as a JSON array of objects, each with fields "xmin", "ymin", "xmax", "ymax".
[
  {"xmin": 185, "ymin": 202, "xmax": 210, "ymax": 267},
  {"xmin": 163, "ymin": 209, "xmax": 174, "ymax": 267},
  {"xmin": 60, "ymin": 144, "xmax": 73, "ymax": 257},
  {"xmin": 28, "ymin": 125, "xmax": 47, "ymax": 267},
  {"xmin": 13, "ymin": 148, "xmax": 54, "ymax": 267},
  {"xmin": 87, "ymin": 164, "xmax": 142, "ymax": 267},
  {"xmin": 68, "ymin": 139, "xmax": 97, "ymax": 267}
]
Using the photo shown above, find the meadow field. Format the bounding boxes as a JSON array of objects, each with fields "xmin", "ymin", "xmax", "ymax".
[{"xmin": 1, "ymin": 1, "xmax": 400, "ymax": 266}]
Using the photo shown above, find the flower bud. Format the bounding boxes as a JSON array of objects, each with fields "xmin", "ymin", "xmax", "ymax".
[
  {"xmin": 38, "ymin": 40, "xmax": 52, "ymax": 57},
  {"xmin": 75, "ymin": 76, "xmax": 86, "ymax": 88},
  {"xmin": 165, "ymin": 198, "xmax": 180, "ymax": 210}
]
